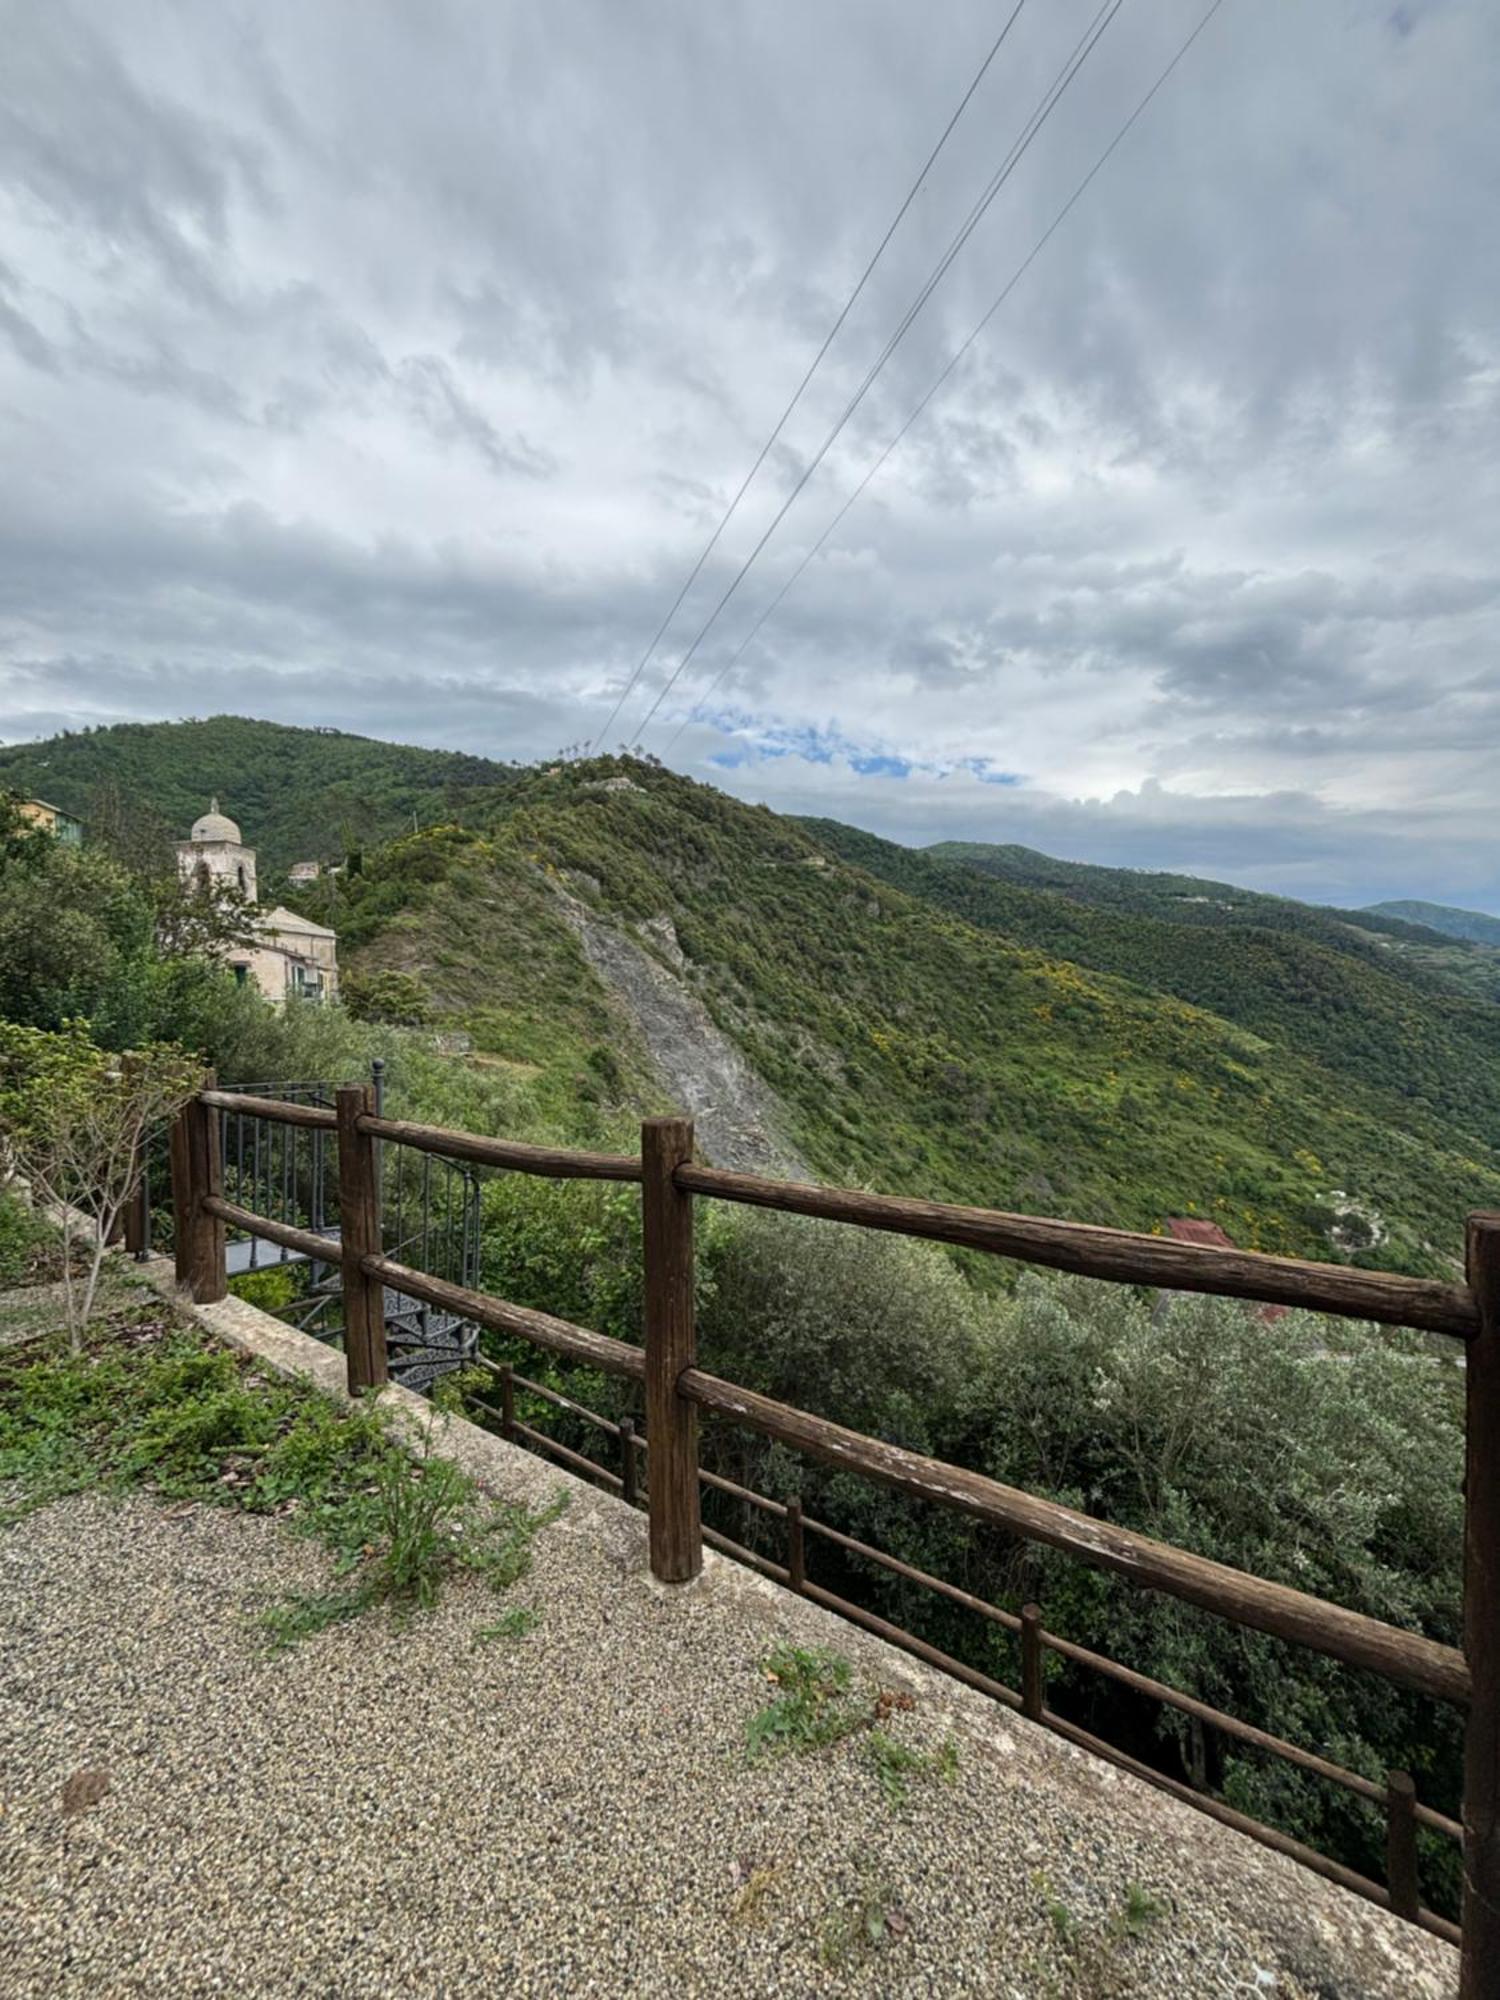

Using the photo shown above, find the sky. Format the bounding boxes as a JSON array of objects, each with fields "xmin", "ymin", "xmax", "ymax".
[{"xmin": 1, "ymin": 0, "xmax": 1497, "ymax": 910}]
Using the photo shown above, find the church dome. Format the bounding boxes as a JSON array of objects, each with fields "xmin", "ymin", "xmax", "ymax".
[{"xmin": 190, "ymin": 797, "xmax": 242, "ymax": 844}]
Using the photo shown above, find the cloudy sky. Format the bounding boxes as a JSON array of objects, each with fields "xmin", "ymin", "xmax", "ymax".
[{"xmin": 2, "ymin": 1, "xmax": 1497, "ymax": 909}]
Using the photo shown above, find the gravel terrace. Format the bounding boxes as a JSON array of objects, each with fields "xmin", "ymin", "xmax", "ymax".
[{"xmin": 0, "ymin": 1303, "xmax": 1460, "ymax": 1998}]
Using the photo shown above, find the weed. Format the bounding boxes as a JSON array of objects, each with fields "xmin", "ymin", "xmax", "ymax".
[
  {"xmin": 1113, "ymin": 1881, "xmax": 1169, "ymax": 1940},
  {"xmin": 865, "ymin": 1728, "xmax": 959, "ymax": 1809},
  {"xmin": 0, "ymin": 1315, "xmax": 567, "ymax": 1649},
  {"xmin": 1047, "ymin": 1897, "xmax": 1081, "ymax": 1947},
  {"xmin": 817, "ymin": 1862, "xmax": 910, "ymax": 1969},
  {"xmin": 746, "ymin": 1644, "xmax": 864, "ymax": 1761},
  {"xmin": 729, "ymin": 1863, "xmax": 781, "ymax": 1926},
  {"xmin": 1024, "ymin": 1872, "xmax": 1172, "ymax": 1998},
  {"xmin": 476, "ymin": 1604, "xmax": 540, "ymax": 1644}
]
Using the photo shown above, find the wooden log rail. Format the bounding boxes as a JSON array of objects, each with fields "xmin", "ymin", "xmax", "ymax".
[
  {"xmin": 448, "ymin": 1354, "xmax": 1465, "ymax": 1942},
  {"xmin": 168, "ymin": 1090, "xmax": 1499, "ymax": 1990}
]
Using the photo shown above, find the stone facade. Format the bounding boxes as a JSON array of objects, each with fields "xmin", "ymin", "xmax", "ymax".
[{"xmin": 177, "ymin": 800, "xmax": 338, "ymax": 1005}]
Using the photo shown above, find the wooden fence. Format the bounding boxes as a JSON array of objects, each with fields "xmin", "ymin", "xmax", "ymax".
[{"xmin": 169, "ymin": 1087, "xmax": 1500, "ymax": 1993}]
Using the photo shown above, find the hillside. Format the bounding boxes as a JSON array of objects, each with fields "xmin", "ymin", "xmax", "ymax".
[
  {"xmin": 11, "ymin": 717, "xmax": 1500, "ymax": 1271},
  {"xmin": 925, "ymin": 839, "xmax": 1454, "ymax": 954},
  {"xmin": 479, "ymin": 762, "xmax": 1497, "ymax": 1267},
  {"xmin": 0, "ymin": 718, "xmax": 520, "ymax": 873},
  {"xmin": 1366, "ymin": 898, "xmax": 1500, "ymax": 948},
  {"xmin": 806, "ymin": 819, "xmax": 1500, "ymax": 1165}
]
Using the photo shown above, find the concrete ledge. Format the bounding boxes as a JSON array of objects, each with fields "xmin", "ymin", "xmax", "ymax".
[{"xmin": 124, "ymin": 1256, "xmax": 1457, "ymax": 1997}]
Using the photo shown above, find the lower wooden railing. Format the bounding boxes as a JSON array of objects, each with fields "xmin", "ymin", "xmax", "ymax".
[{"xmin": 169, "ymin": 1088, "xmax": 1500, "ymax": 1993}]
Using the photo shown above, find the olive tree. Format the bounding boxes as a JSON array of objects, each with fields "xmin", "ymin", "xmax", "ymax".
[{"xmin": 0, "ymin": 1021, "xmax": 202, "ymax": 1349}]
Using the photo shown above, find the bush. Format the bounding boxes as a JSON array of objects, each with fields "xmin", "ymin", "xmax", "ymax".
[{"xmin": 0, "ymin": 1187, "xmax": 57, "ymax": 1288}]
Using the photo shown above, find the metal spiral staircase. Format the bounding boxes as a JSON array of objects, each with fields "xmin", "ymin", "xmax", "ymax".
[{"xmin": 216, "ymin": 1060, "xmax": 482, "ymax": 1392}]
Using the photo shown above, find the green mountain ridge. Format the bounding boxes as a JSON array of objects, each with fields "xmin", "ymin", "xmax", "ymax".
[
  {"xmin": 807, "ymin": 820, "xmax": 1500, "ymax": 1165},
  {"xmin": 9, "ymin": 717, "xmax": 1499, "ymax": 1272},
  {"xmin": 925, "ymin": 838, "xmax": 1460, "ymax": 952},
  {"xmin": 1365, "ymin": 898, "xmax": 1500, "ymax": 948},
  {"xmin": 0, "ymin": 717, "xmax": 520, "ymax": 872}
]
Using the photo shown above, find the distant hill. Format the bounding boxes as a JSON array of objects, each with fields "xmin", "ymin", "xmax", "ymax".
[
  {"xmin": 925, "ymin": 839, "xmax": 1454, "ymax": 952},
  {"xmin": 1365, "ymin": 898, "xmax": 1500, "ymax": 948},
  {"xmin": 0, "ymin": 717, "xmax": 521, "ymax": 872},
  {"xmin": 805, "ymin": 819, "xmax": 1500, "ymax": 1167}
]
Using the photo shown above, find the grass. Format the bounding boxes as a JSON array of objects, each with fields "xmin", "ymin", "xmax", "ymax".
[
  {"xmin": 746, "ymin": 1644, "xmax": 960, "ymax": 1814},
  {"xmin": 475, "ymin": 1604, "xmax": 541, "ymax": 1644},
  {"xmin": 817, "ymin": 1858, "xmax": 911, "ymax": 1969},
  {"xmin": 1027, "ymin": 1872, "xmax": 1172, "ymax": 1997},
  {"xmin": 0, "ymin": 1187, "xmax": 62, "ymax": 1289},
  {"xmin": 865, "ymin": 1728, "xmax": 959, "ymax": 1810},
  {"xmin": 745, "ymin": 1644, "xmax": 866, "ymax": 1761},
  {"xmin": 0, "ymin": 1299, "xmax": 566, "ymax": 1646}
]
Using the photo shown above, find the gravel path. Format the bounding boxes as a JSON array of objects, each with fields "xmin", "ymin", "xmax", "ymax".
[{"xmin": 1, "ymin": 1470, "xmax": 1457, "ymax": 1998}]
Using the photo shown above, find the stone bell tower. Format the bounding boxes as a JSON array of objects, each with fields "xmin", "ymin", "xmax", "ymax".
[{"xmin": 176, "ymin": 797, "xmax": 258, "ymax": 904}]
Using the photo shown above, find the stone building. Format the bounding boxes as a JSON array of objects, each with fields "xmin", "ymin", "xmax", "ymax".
[{"xmin": 177, "ymin": 800, "xmax": 339, "ymax": 1004}]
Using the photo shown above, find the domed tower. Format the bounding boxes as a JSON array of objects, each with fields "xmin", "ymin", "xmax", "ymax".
[{"xmin": 176, "ymin": 797, "xmax": 258, "ymax": 904}]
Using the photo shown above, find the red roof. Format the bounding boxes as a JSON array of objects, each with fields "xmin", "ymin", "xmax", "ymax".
[
  {"xmin": 1163, "ymin": 1216, "xmax": 1288, "ymax": 1321},
  {"xmin": 1165, "ymin": 1216, "xmax": 1235, "ymax": 1249}
]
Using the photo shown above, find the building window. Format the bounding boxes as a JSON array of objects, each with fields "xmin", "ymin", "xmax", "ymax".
[
  {"xmin": 236, "ymin": 864, "xmax": 247, "ymax": 894},
  {"xmin": 231, "ymin": 963, "xmax": 249, "ymax": 987}
]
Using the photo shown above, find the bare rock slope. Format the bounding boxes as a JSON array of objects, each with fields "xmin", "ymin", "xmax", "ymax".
[{"xmin": 555, "ymin": 886, "xmax": 807, "ymax": 1177}]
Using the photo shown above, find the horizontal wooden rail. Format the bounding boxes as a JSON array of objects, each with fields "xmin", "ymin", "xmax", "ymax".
[
  {"xmin": 480, "ymin": 1361, "xmax": 624, "ymax": 1436},
  {"xmin": 679, "ymin": 1366, "xmax": 1470, "ymax": 1705},
  {"xmin": 201, "ymin": 1196, "xmax": 340, "ymax": 1266},
  {"xmin": 200, "ymin": 1089, "xmax": 337, "ymax": 1131},
  {"xmin": 479, "ymin": 1375, "xmax": 1462, "ymax": 1846},
  {"xmin": 1038, "ymin": 1621, "xmax": 1459, "ymax": 1835},
  {"xmin": 801, "ymin": 1512, "xmax": 1023, "ymax": 1634},
  {"xmin": 357, "ymin": 1113, "xmax": 642, "ymax": 1182},
  {"xmin": 362, "ymin": 1252, "xmax": 644, "ymax": 1381},
  {"xmin": 676, "ymin": 1163, "xmax": 1480, "ymax": 1340},
  {"xmin": 802, "ymin": 1576, "xmax": 1023, "ymax": 1713}
]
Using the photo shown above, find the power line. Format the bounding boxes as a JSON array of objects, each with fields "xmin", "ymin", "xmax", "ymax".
[
  {"xmin": 630, "ymin": 0, "xmax": 1124, "ymax": 744},
  {"xmin": 587, "ymin": 1, "xmax": 1030, "ymax": 756},
  {"xmin": 665, "ymin": 0, "xmax": 1231, "ymax": 754}
]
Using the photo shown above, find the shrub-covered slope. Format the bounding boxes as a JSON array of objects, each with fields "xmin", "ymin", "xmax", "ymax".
[
  {"xmin": 805, "ymin": 818, "xmax": 1500, "ymax": 1165},
  {"xmin": 925, "ymin": 838, "xmax": 1450, "ymax": 951},
  {"xmin": 1366, "ymin": 898, "xmax": 1500, "ymax": 948},
  {"xmin": 502, "ymin": 763, "xmax": 1499, "ymax": 1267}
]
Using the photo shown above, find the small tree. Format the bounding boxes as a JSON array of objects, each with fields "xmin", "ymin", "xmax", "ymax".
[{"xmin": 0, "ymin": 1021, "xmax": 202, "ymax": 1350}]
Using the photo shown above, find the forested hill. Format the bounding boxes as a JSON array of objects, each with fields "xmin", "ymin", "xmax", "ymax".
[
  {"xmin": 805, "ymin": 818, "xmax": 1500, "ymax": 1166},
  {"xmin": 1366, "ymin": 898, "xmax": 1500, "ymax": 947},
  {"xmin": 0, "ymin": 717, "xmax": 520, "ymax": 871},
  {"xmin": 925, "ymin": 838, "xmax": 1453, "ymax": 953},
  {"xmin": 309, "ymin": 755, "xmax": 1499, "ymax": 1270},
  {"xmin": 8, "ymin": 716, "xmax": 1499, "ymax": 1271}
]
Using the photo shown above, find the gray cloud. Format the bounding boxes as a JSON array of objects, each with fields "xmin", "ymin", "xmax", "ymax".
[{"xmin": 0, "ymin": 0, "xmax": 1497, "ymax": 910}]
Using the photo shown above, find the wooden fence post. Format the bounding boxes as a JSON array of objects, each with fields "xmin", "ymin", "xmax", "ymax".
[
  {"xmin": 169, "ymin": 1109, "xmax": 193, "ymax": 1289},
  {"xmin": 337, "ymin": 1084, "xmax": 387, "ymax": 1394},
  {"xmin": 1021, "ymin": 1602, "xmax": 1045, "ymax": 1723},
  {"xmin": 1385, "ymin": 1770, "xmax": 1419, "ymax": 1923},
  {"xmin": 122, "ymin": 1149, "xmax": 148, "ymax": 1258},
  {"xmin": 786, "ymin": 1498, "xmax": 805, "ymax": 1594},
  {"xmin": 172, "ymin": 1085, "xmax": 225, "ymax": 1303},
  {"xmin": 619, "ymin": 1416, "xmax": 638, "ymax": 1510},
  {"xmin": 642, "ymin": 1115, "xmax": 700, "ymax": 1583},
  {"xmin": 1462, "ymin": 1212, "xmax": 1500, "ymax": 1997}
]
